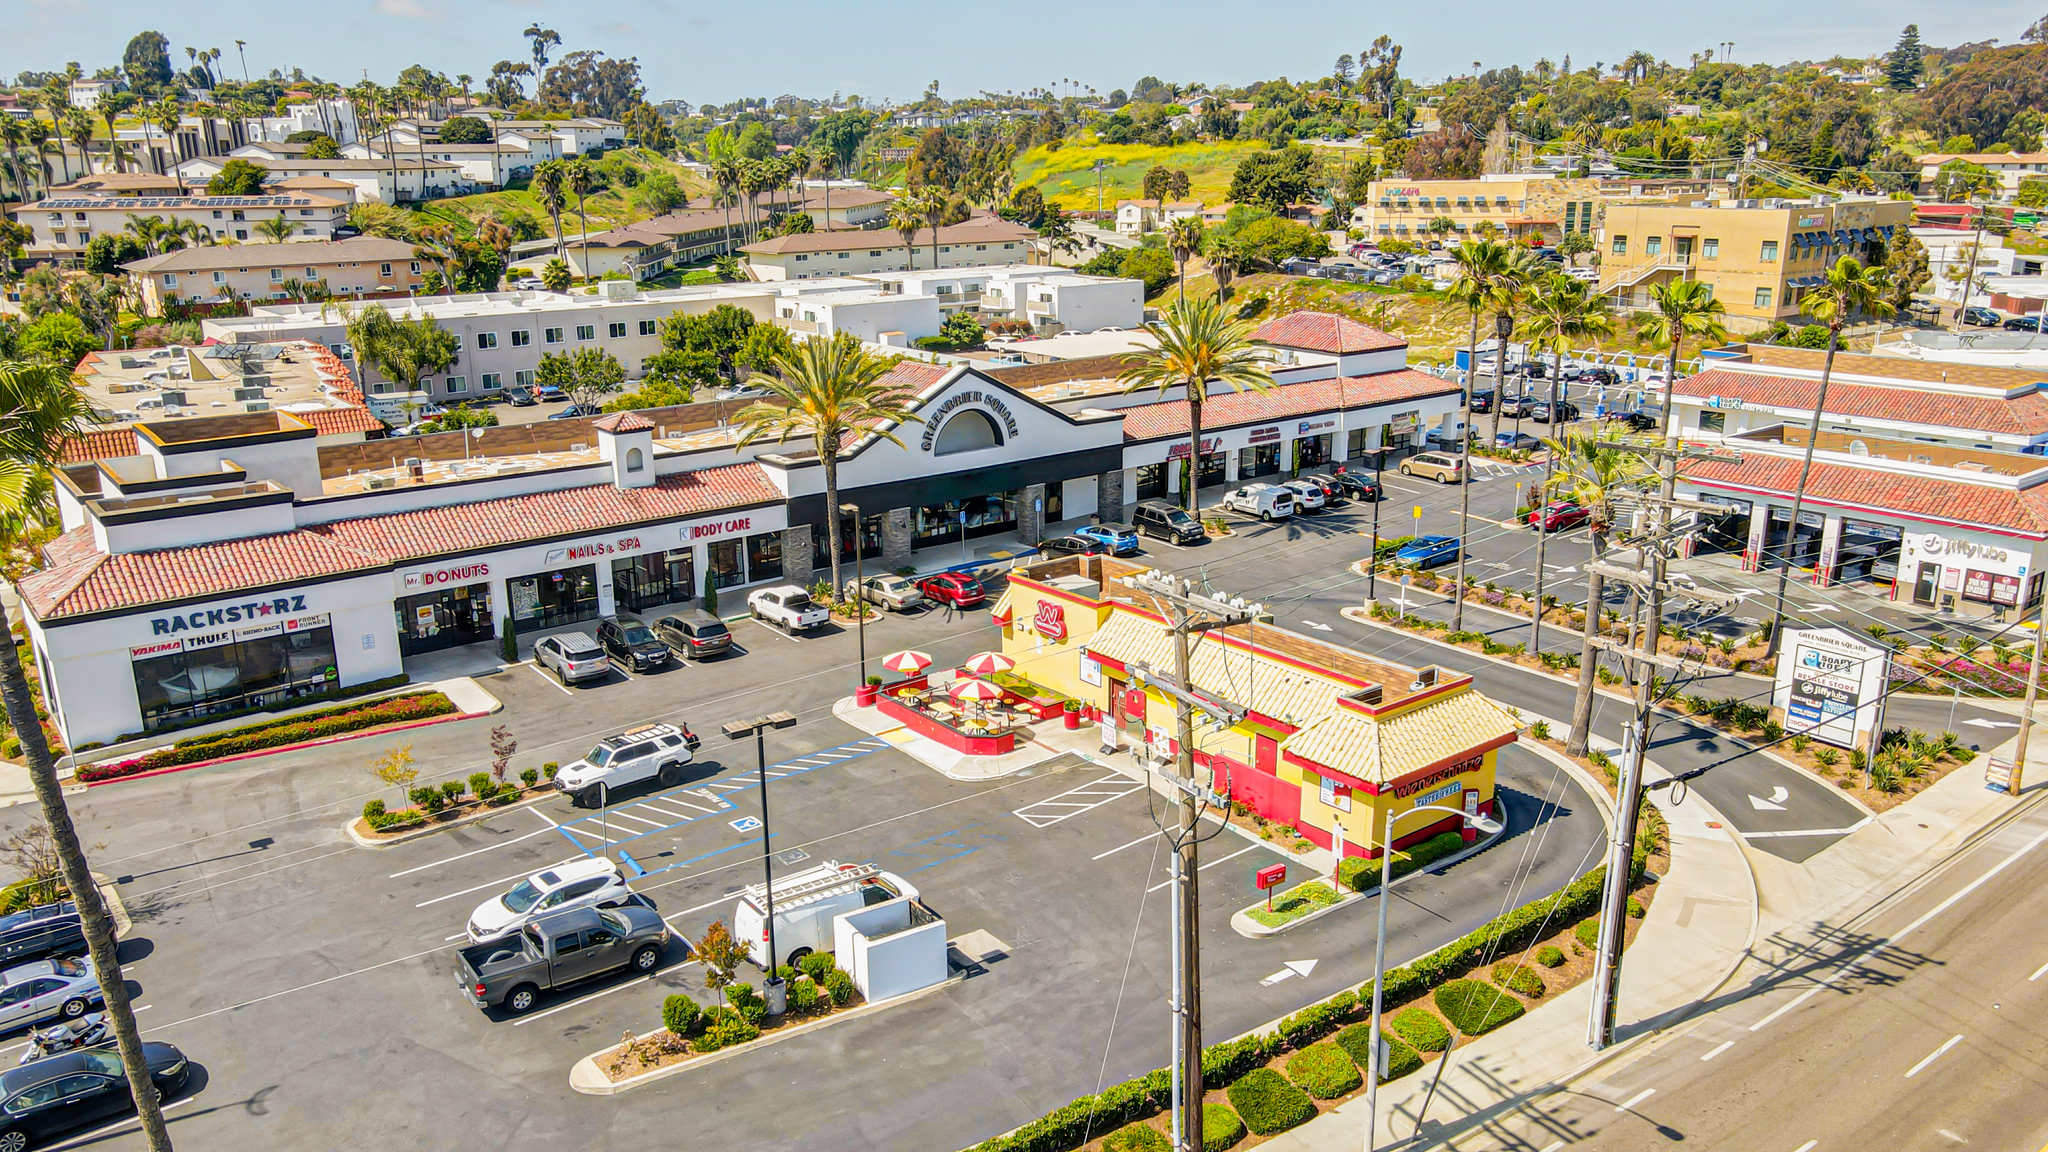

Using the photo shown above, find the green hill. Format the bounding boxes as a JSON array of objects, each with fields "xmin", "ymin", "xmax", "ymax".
[{"xmin": 1013, "ymin": 139, "xmax": 1269, "ymax": 212}]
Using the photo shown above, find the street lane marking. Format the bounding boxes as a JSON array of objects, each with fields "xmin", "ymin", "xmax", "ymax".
[
  {"xmin": 1739, "ymin": 820, "xmax": 1872, "ymax": 840},
  {"xmin": 1793, "ymin": 1143, "xmax": 1817, "ymax": 1152},
  {"xmin": 1701, "ymin": 1040, "xmax": 1734, "ymax": 1061},
  {"xmin": 1615, "ymin": 1088, "xmax": 1655, "ymax": 1112},
  {"xmin": 2031, "ymin": 959, "xmax": 2048, "ymax": 982},
  {"xmin": 1905, "ymin": 1035, "xmax": 1963, "ymax": 1078},
  {"xmin": 1538, "ymin": 1143, "xmax": 1564, "ymax": 1152},
  {"xmin": 389, "ymin": 811, "xmax": 562, "ymax": 877},
  {"xmin": 1094, "ymin": 831, "xmax": 1161, "ymax": 860}
]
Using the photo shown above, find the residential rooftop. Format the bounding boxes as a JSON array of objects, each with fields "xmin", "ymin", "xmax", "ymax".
[{"xmin": 68, "ymin": 341, "xmax": 380, "ymax": 435}]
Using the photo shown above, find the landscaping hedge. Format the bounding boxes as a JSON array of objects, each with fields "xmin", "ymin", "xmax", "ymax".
[
  {"xmin": 79, "ymin": 691, "xmax": 458, "ymax": 781},
  {"xmin": 662, "ymin": 994, "xmax": 700, "ymax": 1035},
  {"xmin": 1102, "ymin": 1123, "xmax": 1168, "ymax": 1152},
  {"xmin": 1574, "ymin": 917, "xmax": 1601, "ymax": 949},
  {"xmin": 1276, "ymin": 989, "xmax": 1355, "ymax": 1050},
  {"xmin": 108, "ymin": 674, "xmax": 411, "ymax": 743},
  {"xmin": 1225, "ymin": 1068, "xmax": 1315, "ymax": 1135},
  {"xmin": 1391, "ymin": 1006, "xmax": 1450, "ymax": 1052},
  {"xmin": 1536, "ymin": 945, "xmax": 1566, "ymax": 968},
  {"xmin": 1337, "ymin": 831, "xmax": 1470, "ymax": 893},
  {"xmin": 1492, "ymin": 962, "xmax": 1545, "ymax": 998},
  {"xmin": 1336, "ymin": 1022, "xmax": 1422, "ymax": 1084},
  {"xmin": 1201, "ymin": 1103, "xmax": 1245, "ymax": 1151},
  {"xmin": 1434, "ymin": 979, "xmax": 1526, "ymax": 1036},
  {"xmin": 1284, "ymin": 1041, "xmax": 1361, "ymax": 1099}
]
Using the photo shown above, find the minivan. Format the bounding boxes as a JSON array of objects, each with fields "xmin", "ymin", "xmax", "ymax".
[
  {"xmin": 734, "ymin": 861, "xmax": 917, "ymax": 969},
  {"xmin": 1132, "ymin": 500, "xmax": 1205, "ymax": 545},
  {"xmin": 1400, "ymin": 451, "xmax": 1466, "ymax": 484}
]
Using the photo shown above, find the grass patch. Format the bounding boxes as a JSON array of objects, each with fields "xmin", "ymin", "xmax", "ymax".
[
  {"xmin": 1491, "ymin": 961, "xmax": 1545, "ymax": 998},
  {"xmin": 1284, "ymin": 1041, "xmax": 1362, "ymax": 1099},
  {"xmin": 1245, "ymin": 880, "xmax": 1342, "ymax": 928},
  {"xmin": 1336, "ymin": 1022, "xmax": 1422, "ymax": 1084},
  {"xmin": 1391, "ymin": 1006, "xmax": 1451, "ymax": 1052},
  {"xmin": 1104, "ymin": 1123, "xmax": 1169, "ymax": 1152},
  {"xmin": 1201, "ymin": 1103, "xmax": 1245, "ymax": 1151},
  {"xmin": 1434, "ymin": 978, "xmax": 1527, "ymax": 1036},
  {"xmin": 1014, "ymin": 138, "xmax": 1272, "ymax": 212},
  {"xmin": 1224, "ymin": 1068, "xmax": 1316, "ymax": 1135},
  {"xmin": 1337, "ymin": 830, "xmax": 1468, "ymax": 892}
]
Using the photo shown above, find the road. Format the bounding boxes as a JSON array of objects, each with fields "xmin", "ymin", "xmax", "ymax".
[{"xmin": 1424, "ymin": 795, "xmax": 2048, "ymax": 1152}]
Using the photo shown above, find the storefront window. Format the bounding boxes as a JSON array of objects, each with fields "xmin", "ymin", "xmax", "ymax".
[
  {"xmin": 1298, "ymin": 434, "xmax": 1332, "ymax": 470},
  {"xmin": 1346, "ymin": 429, "xmax": 1369, "ymax": 460},
  {"xmin": 396, "ymin": 584, "xmax": 494, "ymax": 656},
  {"xmin": 916, "ymin": 492, "xmax": 1019, "ymax": 547},
  {"xmin": 509, "ymin": 564, "xmax": 599, "ymax": 633},
  {"xmin": 818, "ymin": 512, "xmax": 883, "ymax": 566},
  {"xmin": 1237, "ymin": 443, "xmax": 1281, "ymax": 478},
  {"xmin": 132, "ymin": 621, "xmax": 339, "ymax": 730},
  {"xmin": 611, "ymin": 554, "xmax": 678, "ymax": 614},
  {"xmin": 1197, "ymin": 451, "xmax": 1225, "ymax": 489},
  {"xmin": 1137, "ymin": 464, "xmax": 1168, "ymax": 500},
  {"xmin": 1764, "ymin": 507, "xmax": 1825, "ymax": 569},
  {"xmin": 747, "ymin": 531, "xmax": 784, "ymax": 583},
  {"xmin": 708, "ymin": 539, "xmax": 745, "ymax": 589}
]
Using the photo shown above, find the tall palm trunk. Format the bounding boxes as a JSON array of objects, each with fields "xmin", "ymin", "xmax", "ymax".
[
  {"xmin": 822, "ymin": 448, "xmax": 844, "ymax": 597},
  {"xmin": 1565, "ymin": 528, "xmax": 1607, "ymax": 757},
  {"xmin": 1183, "ymin": 384, "xmax": 1204, "ymax": 514},
  {"xmin": 0, "ymin": 605, "xmax": 173, "ymax": 1152},
  {"xmin": 1452, "ymin": 312, "xmax": 1480, "ymax": 629},
  {"xmin": 1765, "ymin": 330, "xmax": 1841, "ymax": 655},
  {"xmin": 1488, "ymin": 313, "xmax": 1510, "ymax": 442}
]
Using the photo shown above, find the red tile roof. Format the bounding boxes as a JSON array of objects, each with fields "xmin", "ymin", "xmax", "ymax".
[
  {"xmin": 21, "ymin": 462, "xmax": 783, "ymax": 622},
  {"xmin": 1676, "ymin": 368, "xmax": 2048, "ymax": 436},
  {"xmin": 1679, "ymin": 453, "xmax": 2048, "ymax": 538},
  {"xmin": 1253, "ymin": 311, "xmax": 1407, "ymax": 355},
  {"xmin": 298, "ymin": 407, "xmax": 384, "ymax": 437},
  {"xmin": 1119, "ymin": 370, "xmax": 1458, "ymax": 441},
  {"xmin": 591, "ymin": 412, "xmax": 654, "ymax": 433},
  {"xmin": 59, "ymin": 428, "xmax": 140, "ymax": 465}
]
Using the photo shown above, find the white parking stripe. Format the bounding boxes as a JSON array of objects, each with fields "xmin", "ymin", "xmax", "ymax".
[
  {"xmin": 513, "ymin": 970, "xmax": 671, "ymax": 1025},
  {"xmin": 1093, "ymin": 831, "xmax": 1161, "ymax": 860},
  {"xmin": 1147, "ymin": 843, "xmax": 1261, "ymax": 891},
  {"xmin": 389, "ymin": 811, "xmax": 559, "ymax": 877},
  {"xmin": 608, "ymin": 811, "xmax": 670, "ymax": 829},
  {"xmin": 663, "ymin": 893, "xmax": 742, "ymax": 924},
  {"xmin": 635, "ymin": 802, "xmax": 699, "ymax": 820},
  {"xmin": 415, "ymin": 856, "xmax": 587, "ymax": 907},
  {"xmin": 527, "ymin": 662, "xmax": 575, "ymax": 696}
]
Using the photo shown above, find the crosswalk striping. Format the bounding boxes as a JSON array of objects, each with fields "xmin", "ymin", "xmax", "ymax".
[{"xmin": 1013, "ymin": 772, "xmax": 1149, "ymax": 828}]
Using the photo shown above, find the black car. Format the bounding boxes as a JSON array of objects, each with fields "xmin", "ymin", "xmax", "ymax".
[
  {"xmin": 1329, "ymin": 471, "xmax": 1381, "ymax": 501},
  {"xmin": 504, "ymin": 387, "xmax": 537, "ymax": 406},
  {"xmin": 1037, "ymin": 534, "xmax": 1106, "ymax": 558},
  {"xmin": 0, "ymin": 1042, "xmax": 189, "ymax": 1151},
  {"xmin": 1577, "ymin": 367, "xmax": 1621, "ymax": 387},
  {"xmin": 1131, "ymin": 500, "xmax": 1205, "ymax": 545},
  {"xmin": 1531, "ymin": 400, "xmax": 1581, "ymax": 424},
  {"xmin": 596, "ymin": 615, "xmax": 670, "ymax": 672},
  {"xmin": 1612, "ymin": 411, "xmax": 1659, "ymax": 432},
  {"xmin": 1961, "ymin": 306, "xmax": 2002, "ymax": 328},
  {"xmin": 0, "ymin": 905, "xmax": 84, "ymax": 967},
  {"xmin": 1467, "ymin": 389, "xmax": 1494, "ymax": 413},
  {"xmin": 652, "ymin": 609, "xmax": 733, "ymax": 659},
  {"xmin": 1297, "ymin": 473, "xmax": 1347, "ymax": 503},
  {"xmin": 2004, "ymin": 315, "xmax": 2043, "ymax": 332},
  {"xmin": 549, "ymin": 403, "xmax": 605, "ymax": 419},
  {"xmin": 1516, "ymin": 361, "xmax": 1550, "ymax": 378}
]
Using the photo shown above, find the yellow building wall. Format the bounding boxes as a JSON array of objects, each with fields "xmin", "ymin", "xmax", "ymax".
[
  {"xmin": 995, "ymin": 581, "xmax": 1111, "ymax": 705},
  {"xmin": 1295, "ymin": 747, "xmax": 1499, "ymax": 857}
]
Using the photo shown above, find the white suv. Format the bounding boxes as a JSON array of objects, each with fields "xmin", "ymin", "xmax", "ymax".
[
  {"xmin": 553, "ymin": 722, "xmax": 701, "ymax": 808},
  {"xmin": 466, "ymin": 857, "xmax": 635, "ymax": 942}
]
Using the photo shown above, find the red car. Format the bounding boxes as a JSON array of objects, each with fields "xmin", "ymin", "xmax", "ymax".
[
  {"xmin": 1528, "ymin": 501, "xmax": 1590, "ymax": 532},
  {"xmin": 917, "ymin": 572, "xmax": 987, "ymax": 608}
]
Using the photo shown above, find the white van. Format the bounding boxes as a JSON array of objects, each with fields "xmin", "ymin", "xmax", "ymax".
[
  {"xmin": 1220, "ymin": 483, "xmax": 1296, "ymax": 521},
  {"xmin": 733, "ymin": 861, "xmax": 916, "ymax": 969}
]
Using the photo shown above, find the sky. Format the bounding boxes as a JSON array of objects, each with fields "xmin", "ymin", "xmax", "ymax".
[{"xmin": 8, "ymin": 0, "xmax": 2036, "ymax": 107}]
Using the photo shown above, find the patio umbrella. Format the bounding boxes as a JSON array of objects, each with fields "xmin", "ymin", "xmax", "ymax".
[
  {"xmin": 961, "ymin": 651, "xmax": 1017, "ymax": 676},
  {"xmin": 881, "ymin": 650, "xmax": 934, "ymax": 675},
  {"xmin": 949, "ymin": 678, "xmax": 1006, "ymax": 701}
]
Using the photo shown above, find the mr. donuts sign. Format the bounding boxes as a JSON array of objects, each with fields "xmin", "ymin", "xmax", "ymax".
[{"xmin": 404, "ymin": 562, "xmax": 490, "ymax": 590}]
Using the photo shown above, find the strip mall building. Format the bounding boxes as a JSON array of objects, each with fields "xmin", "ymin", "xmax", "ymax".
[
  {"xmin": 22, "ymin": 312, "xmax": 1462, "ymax": 748},
  {"xmin": 991, "ymin": 556, "xmax": 1518, "ymax": 857}
]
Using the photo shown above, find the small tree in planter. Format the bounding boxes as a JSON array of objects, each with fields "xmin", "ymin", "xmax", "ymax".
[
  {"xmin": 499, "ymin": 616, "xmax": 518, "ymax": 664},
  {"xmin": 695, "ymin": 919, "xmax": 750, "ymax": 1008},
  {"xmin": 367, "ymin": 743, "xmax": 419, "ymax": 808},
  {"xmin": 488, "ymin": 724, "xmax": 518, "ymax": 785},
  {"xmin": 702, "ymin": 567, "xmax": 719, "ymax": 617}
]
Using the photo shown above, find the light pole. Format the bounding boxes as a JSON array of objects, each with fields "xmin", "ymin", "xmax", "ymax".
[
  {"xmin": 722, "ymin": 710, "xmax": 798, "ymax": 1014},
  {"xmin": 841, "ymin": 502, "xmax": 867, "ymax": 685},
  {"xmin": 1365, "ymin": 802, "xmax": 1504, "ymax": 1152}
]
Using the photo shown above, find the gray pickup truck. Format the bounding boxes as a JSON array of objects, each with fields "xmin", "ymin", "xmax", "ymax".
[{"xmin": 455, "ymin": 903, "xmax": 670, "ymax": 1015}]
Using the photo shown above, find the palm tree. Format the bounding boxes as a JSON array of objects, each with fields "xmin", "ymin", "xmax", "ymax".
[
  {"xmin": 1482, "ymin": 246, "xmax": 1539, "ymax": 443},
  {"xmin": 150, "ymin": 97, "xmax": 182, "ymax": 177},
  {"xmin": 342, "ymin": 302, "xmax": 462, "ymax": 395},
  {"xmin": 540, "ymin": 257, "xmax": 572, "ymax": 292},
  {"xmin": 888, "ymin": 200, "xmax": 923, "ymax": 272},
  {"xmin": 1632, "ymin": 278, "xmax": 1727, "ymax": 442},
  {"xmin": 1166, "ymin": 216, "xmax": 1205, "ymax": 303},
  {"xmin": 911, "ymin": 185, "xmax": 950, "ymax": 272},
  {"xmin": 1445, "ymin": 239, "xmax": 1519, "ymax": 629},
  {"xmin": 0, "ymin": 360, "xmax": 175, "ymax": 1152},
  {"xmin": 0, "ymin": 117, "xmax": 31, "ymax": 203},
  {"xmin": 1517, "ymin": 273, "xmax": 1613, "ymax": 652},
  {"xmin": 1118, "ymin": 296, "xmax": 1278, "ymax": 513},
  {"xmin": 567, "ymin": 159, "xmax": 596, "ymax": 263},
  {"xmin": 96, "ymin": 93, "xmax": 134, "ymax": 175},
  {"xmin": 1545, "ymin": 433, "xmax": 1649, "ymax": 757},
  {"xmin": 254, "ymin": 215, "xmax": 296, "ymax": 244},
  {"xmin": 703, "ymin": 128, "xmax": 743, "ymax": 256},
  {"xmin": 1765, "ymin": 257, "xmax": 1896, "ymax": 646},
  {"xmin": 1206, "ymin": 234, "xmax": 1244, "ymax": 303},
  {"xmin": 530, "ymin": 159, "xmax": 568, "ymax": 260},
  {"xmin": 61, "ymin": 110, "xmax": 95, "ymax": 180},
  {"xmin": 125, "ymin": 214, "xmax": 170, "ymax": 256},
  {"xmin": 731, "ymin": 333, "xmax": 924, "ymax": 597}
]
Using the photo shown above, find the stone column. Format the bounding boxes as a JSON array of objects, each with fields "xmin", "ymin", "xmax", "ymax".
[
  {"xmin": 882, "ymin": 507, "xmax": 915, "ymax": 573},
  {"xmin": 1096, "ymin": 469, "xmax": 1124, "ymax": 521},
  {"xmin": 1019, "ymin": 484, "xmax": 1046, "ymax": 545},
  {"xmin": 782, "ymin": 523, "xmax": 814, "ymax": 588}
]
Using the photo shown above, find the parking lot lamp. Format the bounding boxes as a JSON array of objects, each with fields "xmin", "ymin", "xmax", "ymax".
[
  {"xmin": 841, "ymin": 503, "xmax": 866, "ymax": 685},
  {"xmin": 1365, "ymin": 802, "xmax": 1503, "ymax": 1152},
  {"xmin": 722, "ymin": 710, "xmax": 800, "ymax": 1014}
]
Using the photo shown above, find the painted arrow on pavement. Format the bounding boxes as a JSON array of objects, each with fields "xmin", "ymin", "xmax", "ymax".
[
  {"xmin": 1301, "ymin": 620, "xmax": 1333, "ymax": 631},
  {"xmin": 1259, "ymin": 959, "xmax": 1319, "ymax": 987},
  {"xmin": 1963, "ymin": 718, "xmax": 2020, "ymax": 729},
  {"xmin": 1748, "ymin": 786, "xmax": 1789, "ymax": 811}
]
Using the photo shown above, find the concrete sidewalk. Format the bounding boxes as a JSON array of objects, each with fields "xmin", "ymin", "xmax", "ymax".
[{"xmin": 1259, "ymin": 727, "xmax": 1757, "ymax": 1152}]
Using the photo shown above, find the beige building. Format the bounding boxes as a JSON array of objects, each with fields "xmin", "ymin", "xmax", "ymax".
[
  {"xmin": 121, "ymin": 236, "xmax": 427, "ymax": 315},
  {"xmin": 15, "ymin": 191, "xmax": 350, "ymax": 267},
  {"xmin": 741, "ymin": 218, "xmax": 1037, "ymax": 281},
  {"xmin": 1598, "ymin": 196, "xmax": 1915, "ymax": 326},
  {"xmin": 1356, "ymin": 176, "xmax": 1604, "ymax": 244},
  {"xmin": 1913, "ymin": 151, "xmax": 2048, "ymax": 199}
]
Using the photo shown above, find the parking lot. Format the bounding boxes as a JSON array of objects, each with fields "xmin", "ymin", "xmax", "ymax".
[{"xmin": 9, "ymin": 567, "xmax": 1604, "ymax": 1152}]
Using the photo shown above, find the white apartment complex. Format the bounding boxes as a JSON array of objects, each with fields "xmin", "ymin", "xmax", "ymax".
[
  {"xmin": 17, "ymin": 191, "xmax": 350, "ymax": 266},
  {"xmin": 741, "ymin": 217, "xmax": 1037, "ymax": 280},
  {"xmin": 173, "ymin": 155, "xmax": 467, "ymax": 204}
]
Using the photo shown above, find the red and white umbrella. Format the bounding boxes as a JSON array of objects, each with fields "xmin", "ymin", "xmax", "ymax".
[
  {"xmin": 949, "ymin": 678, "xmax": 1006, "ymax": 701},
  {"xmin": 961, "ymin": 651, "xmax": 1017, "ymax": 676},
  {"xmin": 881, "ymin": 650, "xmax": 934, "ymax": 675}
]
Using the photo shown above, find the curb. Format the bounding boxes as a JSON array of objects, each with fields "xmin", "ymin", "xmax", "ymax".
[
  {"xmin": 343, "ymin": 787, "xmax": 561, "ymax": 849},
  {"xmin": 569, "ymin": 973, "xmax": 965, "ymax": 1096},
  {"xmin": 1229, "ymin": 819, "xmax": 1510, "ymax": 939},
  {"xmin": 92, "ymin": 872, "xmax": 130, "ymax": 940},
  {"xmin": 80, "ymin": 709, "xmax": 486, "ymax": 788}
]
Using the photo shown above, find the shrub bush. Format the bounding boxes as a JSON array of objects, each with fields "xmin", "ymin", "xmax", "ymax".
[
  {"xmin": 363, "ymin": 799, "xmax": 385, "ymax": 819},
  {"xmin": 1535, "ymin": 945, "xmax": 1566, "ymax": 968},
  {"xmin": 824, "ymin": 969, "xmax": 857, "ymax": 1006},
  {"xmin": 1575, "ymin": 917, "xmax": 1601, "ymax": 948},
  {"xmin": 695, "ymin": 1005, "xmax": 759, "ymax": 1051},
  {"xmin": 1103, "ymin": 1123, "xmax": 1170, "ymax": 1152},
  {"xmin": 798, "ymin": 952, "xmax": 837, "ymax": 983},
  {"xmin": 786, "ymin": 976, "xmax": 820, "ymax": 1012},
  {"xmin": 468, "ymin": 772, "xmax": 494, "ymax": 797},
  {"xmin": 1201, "ymin": 1034, "xmax": 1275, "ymax": 1088},
  {"xmin": 107, "ymin": 674, "xmax": 412, "ymax": 745},
  {"xmin": 1224, "ymin": 1068, "xmax": 1315, "ymax": 1135},
  {"xmin": 1284, "ymin": 1041, "xmax": 1361, "ymax": 1099},
  {"xmin": 1491, "ymin": 961, "xmax": 1545, "ymax": 998},
  {"xmin": 1434, "ymin": 979, "xmax": 1526, "ymax": 1035},
  {"xmin": 1529, "ymin": 720, "xmax": 1551, "ymax": 741},
  {"xmin": 1391, "ymin": 1006, "xmax": 1450, "ymax": 1052},
  {"xmin": 1336, "ymin": 1022, "xmax": 1422, "ymax": 1083},
  {"xmin": 409, "ymin": 786, "xmax": 446, "ymax": 813},
  {"xmin": 520, "ymin": 768, "xmax": 540, "ymax": 788},
  {"xmin": 441, "ymin": 779, "xmax": 467, "ymax": 802},
  {"xmin": 76, "ymin": 691, "xmax": 455, "ymax": 781},
  {"xmin": 1337, "ymin": 832, "xmax": 1468, "ymax": 893},
  {"xmin": 1201, "ymin": 1103, "xmax": 1245, "ymax": 1151},
  {"xmin": 727, "ymin": 982, "xmax": 767, "ymax": 1025},
  {"xmin": 1627, "ymin": 896, "xmax": 1645, "ymax": 918},
  {"xmin": 661, "ymin": 993, "xmax": 701, "ymax": 1035},
  {"xmin": 1275, "ymin": 989, "xmax": 1355, "ymax": 1049}
]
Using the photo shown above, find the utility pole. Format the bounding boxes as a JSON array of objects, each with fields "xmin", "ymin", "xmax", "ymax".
[
  {"xmin": 2011, "ymin": 600, "xmax": 2048, "ymax": 795},
  {"xmin": 1121, "ymin": 569, "xmax": 1258, "ymax": 1152},
  {"xmin": 1578, "ymin": 441, "xmax": 1743, "ymax": 1049}
]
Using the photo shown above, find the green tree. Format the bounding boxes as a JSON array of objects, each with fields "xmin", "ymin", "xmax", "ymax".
[
  {"xmin": 2020, "ymin": 178, "xmax": 2048, "ymax": 209},
  {"xmin": 253, "ymin": 215, "xmax": 296, "ymax": 244},
  {"xmin": 732, "ymin": 333, "xmax": 923, "ymax": 595},
  {"xmin": 81, "ymin": 233, "xmax": 146, "ymax": 277},
  {"xmin": 888, "ymin": 198, "xmax": 923, "ymax": 272},
  {"xmin": 939, "ymin": 311, "xmax": 984, "ymax": 347},
  {"xmin": 303, "ymin": 134, "xmax": 340, "ymax": 160},
  {"xmin": 1633, "ymin": 278, "xmax": 1727, "ymax": 441},
  {"xmin": 440, "ymin": 116, "xmax": 492, "ymax": 144},
  {"xmin": 1543, "ymin": 434, "xmax": 1650, "ymax": 757},
  {"xmin": 659, "ymin": 303, "xmax": 756, "ymax": 382},
  {"xmin": 1117, "ymin": 296, "xmax": 1278, "ymax": 513},
  {"xmin": 566, "ymin": 159, "xmax": 596, "ymax": 262},
  {"xmin": 0, "ymin": 359, "xmax": 173, "ymax": 1152},
  {"xmin": 1881, "ymin": 231, "xmax": 1931, "ymax": 318},
  {"xmin": 535, "ymin": 347, "xmax": 625, "ymax": 410},
  {"xmin": 1885, "ymin": 25, "xmax": 1924, "ymax": 90},
  {"xmin": 15, "ymin": 313, "xmax": 96, "ymax": 365},
  {"xmin": 1228, "ymin": 146, "xmax": 1323, "ymax": 212},
  {"xmin": 530, "ymin": 159, "xmax": 568, "ymax": 257},
  {"xmin": 120, "ymin": 30, "xmax": 173, "ymax": 91},
  {"xmin": 1445, "ymin": 239, "xmax": 1525, "ymax": 625},
  {"xmin": 342, "ymin": 304, "xmax": 462, "ymax": 396},
  {"xmin": 1932, "ymin": 160, "xmax": 1995, "ymax": 203},
  {"xmin": 347, "ymin": 202, "xmax": 412, "ymax": 241},
  {"xmin": 1116, "ymin": 246, "xmax": 1176, "ymax": 295},
  {"xmin": 205, "ymin": 158, "xmax": 268, "ymax": 195},
  {"xmin": 1166, "ymin": 216, "xmax": 1206, "ymax": 303},
  {"xmin": 421, "ymin": 404, "xmax": 498, "ymax": 432},
  {"xmin": 735, "ymin": 323, "xmax": 796, "ymax": 378},
  {"xmin": 603, "ymin": 377, "xmax": 696, "ymax": 411},
  {"xmin": 539, "ymin": 257, "xmax": 572, "ymax": 292}
]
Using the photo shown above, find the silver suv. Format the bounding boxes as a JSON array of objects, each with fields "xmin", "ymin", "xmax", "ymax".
[
  {"xmin": 554, "ymin": 722, "xmax": 701, "ymax": 808},
  {"xmin": 535, "ymin": 631, "xmax": 610, "ymax": 684}
]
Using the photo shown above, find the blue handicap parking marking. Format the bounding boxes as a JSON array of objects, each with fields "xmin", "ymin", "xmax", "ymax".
[
  {"xmin": 618, "ymin": 850, "xmax": 646, "ymax": 877},
  {"xmin": 728, "ymin": 816, "xmax": 762, "ymax": 833}
]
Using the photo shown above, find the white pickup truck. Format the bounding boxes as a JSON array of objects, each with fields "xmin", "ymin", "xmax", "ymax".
[{"xmin": 747, "ymin": 585, "xmax": 830, "ymax": 632}]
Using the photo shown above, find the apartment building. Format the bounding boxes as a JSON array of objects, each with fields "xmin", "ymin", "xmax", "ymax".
[
  {"xmin": 544, "ymin": 208, "xmax": 745, "ymax": 280},
  {"xmin": 1355, "ymin": 176, "xmax": 1604, "ymax": 243},
  {"xmin": 387, "ymin": 116, "xmax": 624, "ymax": 156},
  {"xmin": 173, "ymin": 155, "xmax": 467, "ymax": 204},
  {"xmin": 122, "ymin": 236, "xmax": 428, "ymax": 314},
  {"xmin": 1913, "ymin": 151, "xmax": 2048, "ymax": 199},
  {"xmin": 1599, "ymin": 196, "xmax": 1914, "ymax": 325},
  {"xmin": 17, "ymin": 191, "xmax": 349, "ymax": 266},
  {"xmin": 974, "ymin": 266, "xmax": 1144, "ymax": 333},
  {"xmin": 742, "ymin": 218, "xmax": 1037, "ymax": 280},
  {"xmin": 344, "ymin": 132, "xmax": 565, "ymax": 187},
  {"xmin": 202, "ymin": 284, "xmax": 778, "ymax": 402}
]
